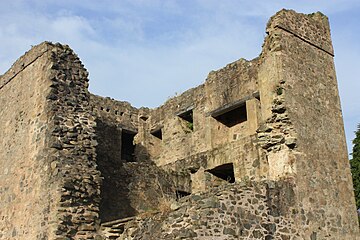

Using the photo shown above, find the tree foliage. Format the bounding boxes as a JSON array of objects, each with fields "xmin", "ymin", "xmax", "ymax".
[{"xmin": 350, "ymin": 124, "xmax": 360, "ymax": 210}]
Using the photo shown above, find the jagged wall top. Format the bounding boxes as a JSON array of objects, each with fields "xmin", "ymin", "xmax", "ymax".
[{"xmin": 267, "ymin": 9, "xmax": 333, "ymax": 55}]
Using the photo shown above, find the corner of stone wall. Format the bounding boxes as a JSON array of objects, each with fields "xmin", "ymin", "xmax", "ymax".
[
  {"xmin": 258, "ymin": 9, "xmax": 359, "ymax": 238},
  {"xmin": 0, "ymin": 41, "xmax": 56, "ymax": 239},
  {"xmin": 44, "ymin": 43, "xmax": 102, "ymax": 239}
]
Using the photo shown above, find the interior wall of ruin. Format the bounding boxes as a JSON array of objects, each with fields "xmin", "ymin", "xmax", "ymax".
[
  {"xmin": 143, "ymin": 59, "xmax": 266, "ymax": 196},
  {"xmin": 89, "ymin": 95, "xmax": 178, "ymax": 222},
  {"xmin": 148, "ymin": 59, "xmax": 261, "ymax": 166}
]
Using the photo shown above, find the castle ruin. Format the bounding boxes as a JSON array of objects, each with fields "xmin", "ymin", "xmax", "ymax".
[{"xmin": 0, "ymin": 9, "xmax": 359, "ymax": 240}]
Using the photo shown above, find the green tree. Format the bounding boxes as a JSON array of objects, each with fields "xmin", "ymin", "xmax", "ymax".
[{"xmin": 350, "ymin": 124, "xmax": 360, "ymax": 219}]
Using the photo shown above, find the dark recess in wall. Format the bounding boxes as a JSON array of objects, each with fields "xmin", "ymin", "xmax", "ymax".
[
  {"xmin": 150, "ymin": 128, "xmax": 163, "ymax": 140},
  {"xmin": 213, "ymin": 104, "xmax": 247, "ymax": 127},
  {"xmin": 121, "ymin": 130, "xmax": 136, "ymax": 162},
  {"xmin": 206, "ymin": 163, "xmax": 235, "ymax": 183},
  {"xmin": 95, "ymin": 120, "xmax": 136, "ymax": 222}
]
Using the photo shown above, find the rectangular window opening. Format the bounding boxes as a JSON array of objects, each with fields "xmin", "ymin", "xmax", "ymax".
[
  {"xmin": 206, "ymin": 163, "xmax": 235, "ymax": 183},
  {"xmin": 121, "ymin": 130, "xmax": 137, "ymax": 162},
  {"xmin": 177, "ymin": 109, "xmax": 194, "ymax": 131},
  {"xmin": 212, "ymin": 103, "xmax": 247, "ymax": 128},
  {"xmin": 150, "ymin": 128, "xmax": 162, "ymax": 140}
]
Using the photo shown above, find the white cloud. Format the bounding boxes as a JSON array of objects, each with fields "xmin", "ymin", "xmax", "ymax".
[{"xmin": 49, "ymin": 15, "xmax": 96, "ymax": 40}]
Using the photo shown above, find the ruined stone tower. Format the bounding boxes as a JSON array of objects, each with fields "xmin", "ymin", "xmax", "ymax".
[{"xmin": 0, "ymin": 9, "xmax": 359, "ymax": 240}]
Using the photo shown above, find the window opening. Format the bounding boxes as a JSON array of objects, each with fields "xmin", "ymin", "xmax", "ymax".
[
  {"xmin": 189, "ymin": 167, "xmax": 199, "ymax": 174},
  {"xmin": 150, "ymin": 128, "xmax": 162, "ymax": 140},
  {"xmin": 140, "ymin": 116, "xmax": 148, "ymax": 121},
  {"xmin": 177, "ymin": 109, "xmax": 194, "ymax": 131},
  {"xmin": 206, "ymin": 163, "xmax": 235, "ymax": 183},
  {"xmin": 212, "ymin": 103, "xmax": 247, "ymax": 127},
  {"xmin": 121, "ymin": 130, "xmax": 137, "ymax": 162},
  {"xmin": 176, "ymin": 190, "xmax": 191, "ymax": 200}
]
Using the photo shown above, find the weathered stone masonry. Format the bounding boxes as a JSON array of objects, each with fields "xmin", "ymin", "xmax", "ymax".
[{"xmin": 0, "ymin": 9, "xmax": 359, "ymax": 240}]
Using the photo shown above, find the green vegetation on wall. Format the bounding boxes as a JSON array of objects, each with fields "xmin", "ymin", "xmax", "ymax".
[{"xmin": 350, "ymin": 124, "xmax": 360, "ymax": 222}]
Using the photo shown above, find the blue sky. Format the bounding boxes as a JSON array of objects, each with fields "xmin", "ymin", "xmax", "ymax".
[{"xmin": 0, "ymin": 0, "xmax": 359, "ymax": 155}]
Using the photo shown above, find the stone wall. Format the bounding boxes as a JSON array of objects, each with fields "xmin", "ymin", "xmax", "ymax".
[
  {"xmin": 89, "ymin": 95, "xmax": 140, "ymax": 223},
  {"xmin": 45, "ymin": 43, "xmax": 101, "ymax": 239},
  {"xmin": 0, "ymin": 43, "xmax": 54, "ymax": 239},
  {"xmin": 113, "ymin": 181, "xmax": 298, "ymax": 240},
  {"xmin": 140, "ymin": 58, "xmax": 264, "ymax": 197},
  {"xmin": 0, "ymin": 42, "xmax": 103, "ymax": 239},
  {"xmin": 89, "ymin": 94, "xmax": 179, "ymax": 225},
  {"xmin": 262, "ymin": 10, "xmax": 359, "ymax": 238},
  {"xmin": 148, "ymin": 58, "xmax": 260, "ymax": 167}
]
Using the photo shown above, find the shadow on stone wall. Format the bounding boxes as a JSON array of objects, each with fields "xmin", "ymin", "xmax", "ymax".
[
  {"xmin": 95, "ymin": 119, "xmax": 178, "ymax": 223},
  {"xmin": 95, "ymin": 119, "xmax": 136, "ymax": 222}
]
